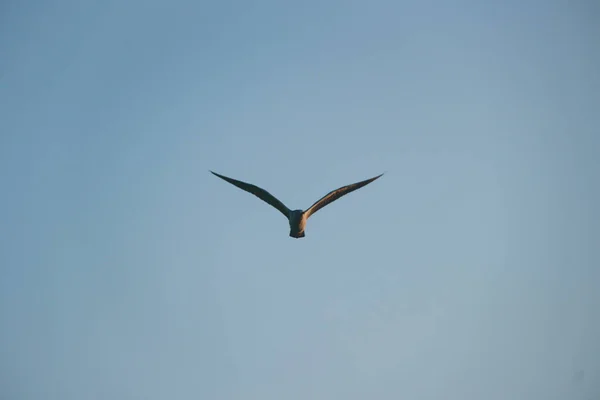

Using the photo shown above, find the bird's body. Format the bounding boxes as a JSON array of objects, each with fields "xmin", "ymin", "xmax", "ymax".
[
  {"xmin": 210, "ymin": 170, "xmax": 383, "ymax": 238},
  {"xmin": 288, "ymin": 209, "xmax": 307, "ymax": 238}
]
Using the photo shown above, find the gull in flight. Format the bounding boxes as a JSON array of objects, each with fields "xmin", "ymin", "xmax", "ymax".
[{"xmin": 210, "ymin": 170, "xmax": 384, "ymax": 238}]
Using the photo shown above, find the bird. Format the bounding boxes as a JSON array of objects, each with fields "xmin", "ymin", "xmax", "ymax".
[{"xmin": 210, "ymin": 170, "xmax": 384, "ymax": 238}]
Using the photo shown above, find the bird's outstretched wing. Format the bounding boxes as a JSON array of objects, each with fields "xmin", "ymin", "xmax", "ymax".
[
  {"xmin": 304, "ymin": 173, "xmax": 384, "ymax": 219},
  {"xmin": 210, "ymin": 171, "xmax": 291, "ymax": 218}
]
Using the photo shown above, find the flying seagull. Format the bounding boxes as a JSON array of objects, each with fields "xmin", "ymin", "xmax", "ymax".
[{"xmin": 210, "ymin": 170, "xmax": 383, "ymax": 238}]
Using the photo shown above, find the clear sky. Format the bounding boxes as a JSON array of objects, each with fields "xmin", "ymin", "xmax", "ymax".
[{"xmin": 1, "ymin": 1, "xmax": 598, "ymax": 399}]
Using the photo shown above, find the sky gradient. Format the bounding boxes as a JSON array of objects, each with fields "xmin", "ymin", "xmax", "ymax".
[{"xmin": 1, "ymin": 1, "xmax": 599, "ymax": 399}]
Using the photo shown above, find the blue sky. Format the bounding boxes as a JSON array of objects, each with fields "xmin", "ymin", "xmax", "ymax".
[{"xmin": 1, "ymin": 1, "xmax": 598, "ymax": 399}]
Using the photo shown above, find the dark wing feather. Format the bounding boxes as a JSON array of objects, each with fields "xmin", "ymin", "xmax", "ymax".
[
  {"xmin": 304, "ymin": 173, "xmax": 383, "ymax": 219},
  {"xmin": 210, "ymin": 171, "xmax": 291, "ymax": 218}
]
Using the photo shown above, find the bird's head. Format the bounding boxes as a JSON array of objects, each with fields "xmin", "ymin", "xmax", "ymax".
[{"xmin": 288, "ymin": 209, "xmax": 304, "ymax": 224}]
